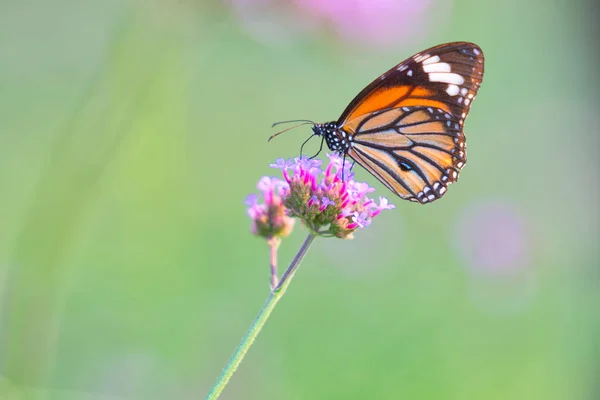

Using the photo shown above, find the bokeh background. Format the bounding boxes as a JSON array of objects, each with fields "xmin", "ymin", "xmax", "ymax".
[{"xmin": 0, "ymin": 0, "xmax": 598, "ymax": 399}]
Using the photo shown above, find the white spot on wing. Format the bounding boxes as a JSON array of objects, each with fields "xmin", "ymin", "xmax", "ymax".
[
  {"xmin": 421, "ymin": 55, "xmax": 440, "ymax": 65},
  {"xmin": 423, "ymin": 62, "xmax": 451, "ymax": 73},
  {"xmin": 446, "ymin": 84, "xmax": 460, "ymax": 96},
  {"xmin": 429, "ymin": 72, "xmax": 465, "ymax": 85},
  {"xmin": 407, "ymin": 70, "xmax": 413, "ymax": 77}
]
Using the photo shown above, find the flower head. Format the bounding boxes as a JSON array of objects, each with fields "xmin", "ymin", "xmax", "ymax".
[
  {"xmin": 245, "ymin": 176, "xmax": 295, "ymax": 239},
  {"xmin": 260, "ymin": 153, "xmax": 395, "ymax": 239}
]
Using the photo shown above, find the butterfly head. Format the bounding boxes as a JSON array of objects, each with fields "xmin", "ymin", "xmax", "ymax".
[{"xmin": 312, "ymin": 122, "xmax": 351, "ymax": 154}]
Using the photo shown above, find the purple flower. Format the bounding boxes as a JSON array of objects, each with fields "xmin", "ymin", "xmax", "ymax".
[
  {"xmin": 319, "ymin": 196, "xmax": 335, "ymax": 211},
  {"xmin": 348, "ymin": 211, "xmax": 371, "ymax": 229},
  {"xmin": 246, "ymin": 176, "xmax": 295, "ymax": 239},
  {"xmin": 269, "ymin": 158, "xmax": 294, "ymax": 170},
  {"xmin": 249, "ymin": 154, "xmax": 394, "ymax": 239},
  {"xmin": 371, "ymin": 196, "xmax": 395, "ymax": 217},
  {"xmin": 276, "ymin": 153, "xmax": 394, "ymax": 239},
  {"xmin": 245, "ymin": 193, "xmax": 259, "ymax": 207}
]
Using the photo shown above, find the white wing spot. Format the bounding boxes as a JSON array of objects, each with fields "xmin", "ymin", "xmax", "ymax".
[
  {"xmin": 473, "ymin": 48, "xmax": 481, "ymax": 55},
  {"xmin": 424, "ymin": 187, "xmax": 431, "ymax": 194},
  {"xmin": 398, "ymin": 64, "xmax": 408, "ymax": 72},
  {"xmin": 407, "ymin": 70, "xmax": 413, "ymax": 77},
  {"xmin": 439, "ymin": 186, "xmax": 447, "ymax": 195},
  {"xmin": 460, "ymin": 88, "xmax": 468, "ymax": 96},
  {"xmin": 464, "ymin": 98, "xmax": 471, "ymax": 106},
  {"xmin": 427, "ymin": 194, "xmax": 435, "ymax": 201},
  {"xmin": 422, "ymin": 55, "xmax": 440, "ymax": 65},
  {"xmin": 423, "ymin": 62, "xmax": 451, "ymax": 73},
  {"xmin": 446, "ymin": 84, "xmax": 460, "ymax": 96},
  {"xmin": 429, "ymin": 73, "xmax": 465, "ymax": 85}
]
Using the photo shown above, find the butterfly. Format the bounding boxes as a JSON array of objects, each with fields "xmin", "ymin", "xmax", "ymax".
[{"xmin": 271, "ymin": 42, "xmax": 484, "ymax": 204}]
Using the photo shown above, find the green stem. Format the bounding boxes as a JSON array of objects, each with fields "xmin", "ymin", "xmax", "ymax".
[
  {"xmin": 268, "ymin": 237, "xmax": 280, "ymax": 290},
  {"xmin": 205, "ymin": 233, "xmax": 317, "ymax": 400}
]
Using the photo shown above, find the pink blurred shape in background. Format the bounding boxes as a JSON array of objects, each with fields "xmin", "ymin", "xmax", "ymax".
[
  {"xmin": 227, "ymin": 0, "xmax": 447, "ymax": 48},
  {"xmin": 454, "ymin": 200, "xmax": 530, "ymax": 275}
]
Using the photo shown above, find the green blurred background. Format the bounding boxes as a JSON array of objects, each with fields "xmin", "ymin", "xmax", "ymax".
[{"xmin": 0, "ymin": 0, "xmax": 598, "ymax": 399}]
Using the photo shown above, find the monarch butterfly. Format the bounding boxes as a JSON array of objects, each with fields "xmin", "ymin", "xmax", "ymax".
[{"xmin": 271, "ymin": 42, "xmax": 485, "ymax": 204}]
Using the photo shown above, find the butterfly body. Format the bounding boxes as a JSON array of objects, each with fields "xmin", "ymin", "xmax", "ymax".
[
  {"xmin": 312, "ymin": 122, "xmax": 352, "ymax": 153},
  {"xmin": 307, "ymin": 42, "xmax": 484, "ymax": 204}
]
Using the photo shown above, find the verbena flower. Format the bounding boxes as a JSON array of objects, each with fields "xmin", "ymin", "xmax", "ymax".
[
  {"xmin": 245, "ymin": 176, "xmax": 295, "ymax": 239},
  {"xmin": 248, "ymin": 153, "xmax": 394, "ymax": 240}
]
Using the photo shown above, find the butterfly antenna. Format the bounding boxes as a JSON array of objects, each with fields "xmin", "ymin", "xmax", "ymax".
[
  {"xmin": 268, "ymin": 121, "xmax": 314, "ymax": 142},
  {"xmin": 271, "ymin": 119, "xmax": 315, "ymax": 128}
]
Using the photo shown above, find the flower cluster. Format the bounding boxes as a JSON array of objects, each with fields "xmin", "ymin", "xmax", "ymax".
[
  {"xmin": 245, "ymin": 177, "xmax": 296, "ymax": 239},
  {"xmin": 246, "ymin": 154, "xmax": 394, "ymax": 240}
]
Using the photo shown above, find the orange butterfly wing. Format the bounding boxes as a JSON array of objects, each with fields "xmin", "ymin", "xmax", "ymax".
[{"xmin": 339, "ymin": 42, "xmax": 484, "ymax": 204}]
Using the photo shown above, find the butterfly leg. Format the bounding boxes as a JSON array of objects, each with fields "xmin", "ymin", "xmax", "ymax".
[
  {"xmin": 299, "ymin": 134, "xmax": 315, "ymax": 158},
  {"xmin": 308, "ymin": 137, "xmax": 325, "ymax": 160}
]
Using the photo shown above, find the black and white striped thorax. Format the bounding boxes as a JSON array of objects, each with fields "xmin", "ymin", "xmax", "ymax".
[{"xmin": 312, "ymin": 122, "xmax": 352, "ymax": 153}]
